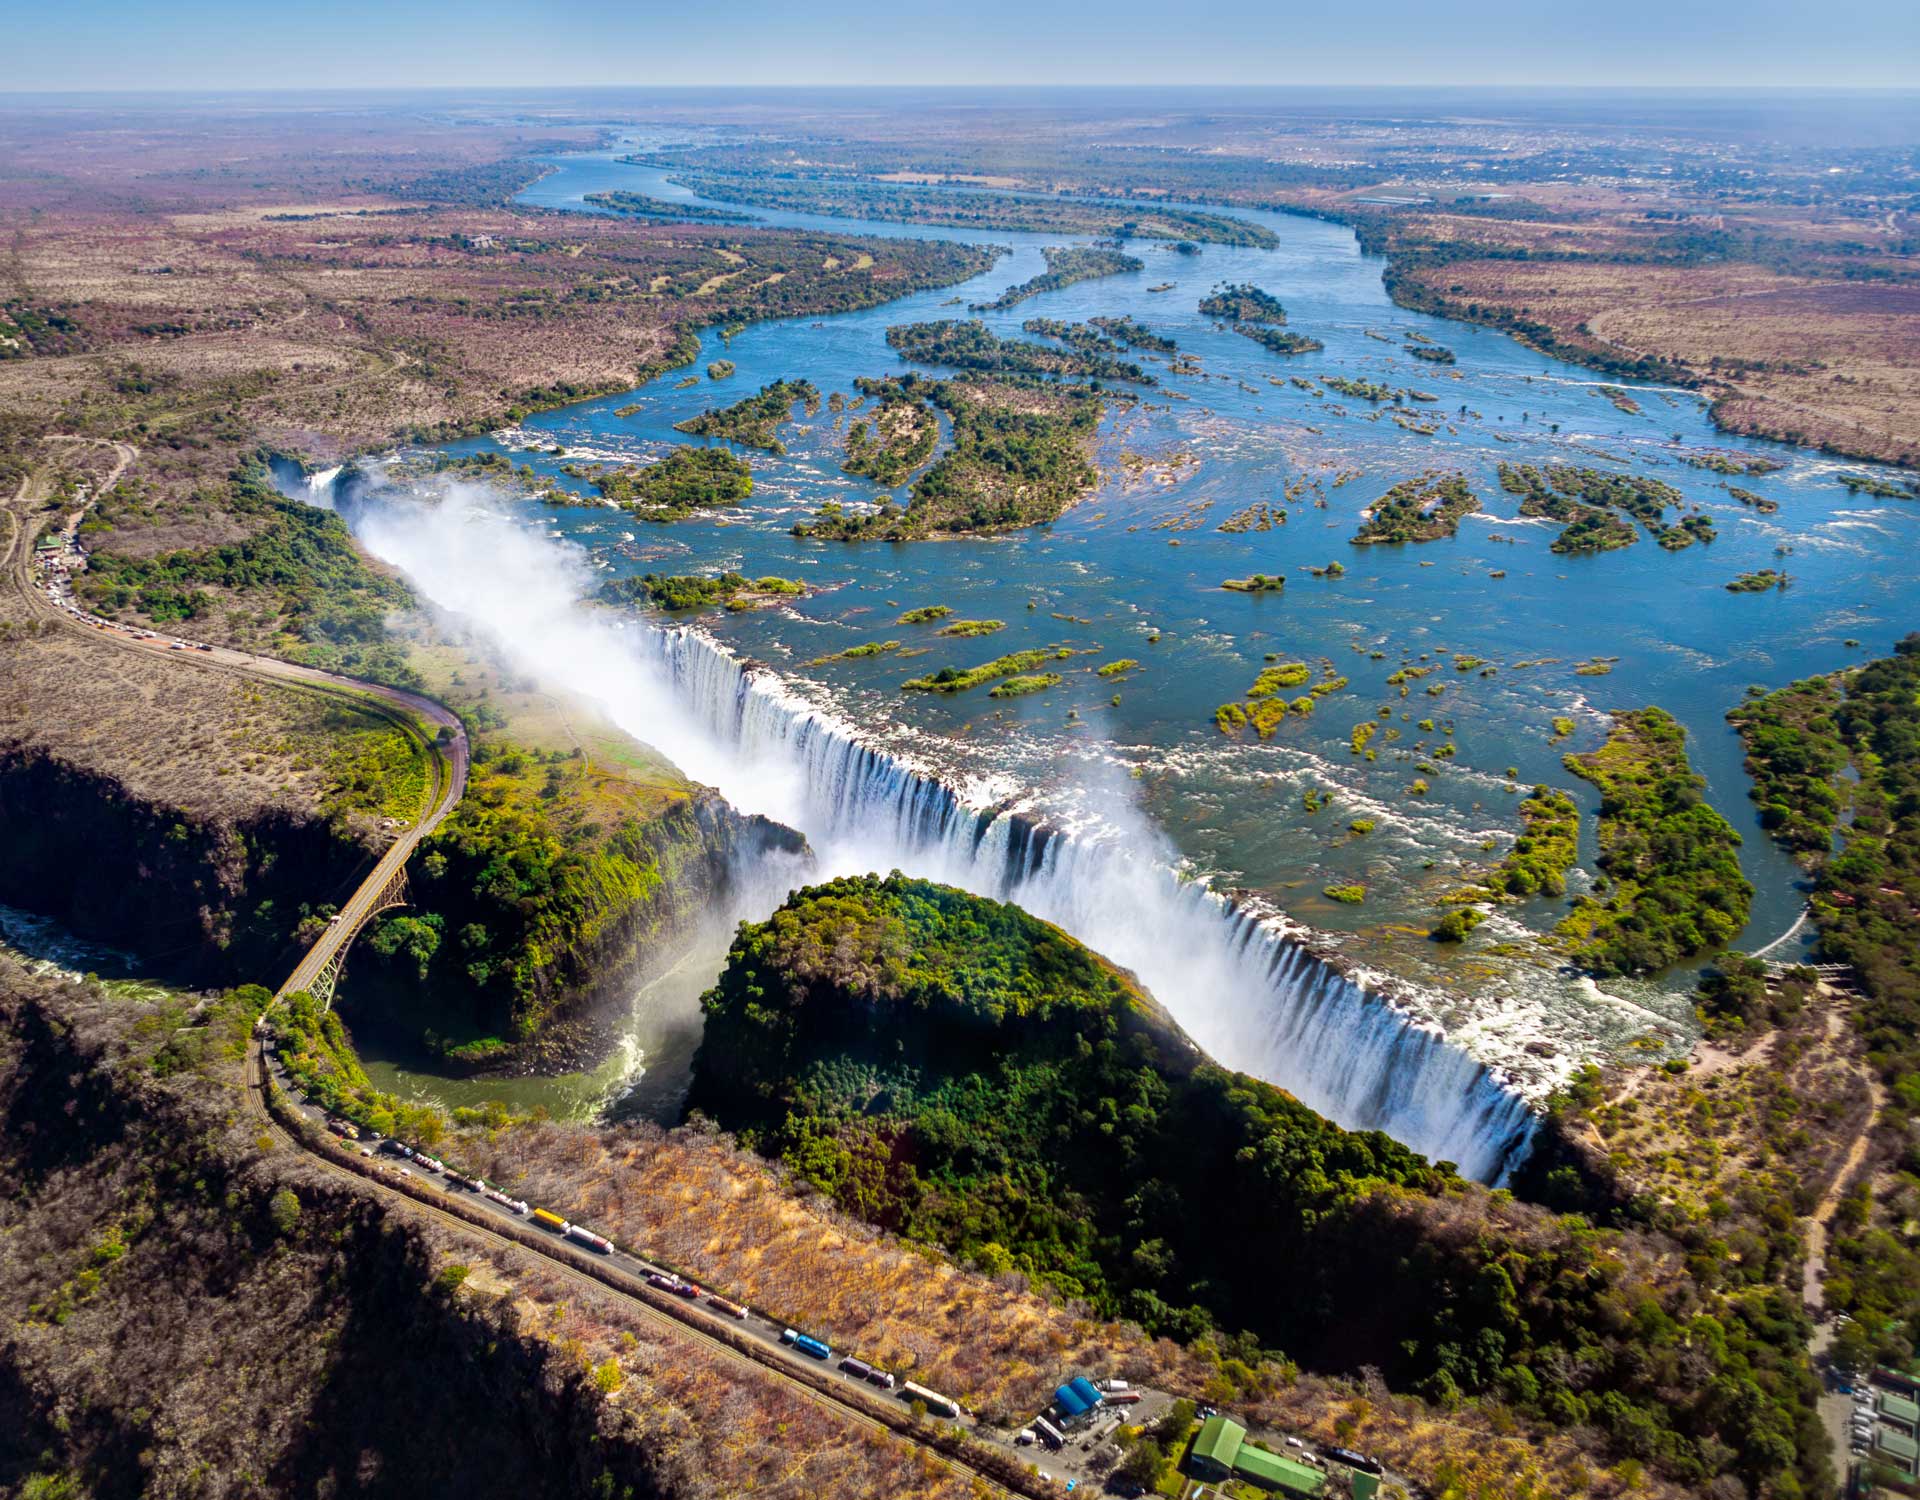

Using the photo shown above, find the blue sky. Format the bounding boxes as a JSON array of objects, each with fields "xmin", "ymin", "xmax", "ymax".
[{"xmin": 8, "ymin": 0, "xmax": 1917, "ymax": 91}]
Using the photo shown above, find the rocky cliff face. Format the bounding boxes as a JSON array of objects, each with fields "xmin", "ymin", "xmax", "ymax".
[
  {"xmin": 0, "ymin": 966, "xmax": 675, "ymax": 1500},
  {"xmin": 0, "ymin": 747, "xmax": 366, "ymax": 985}
]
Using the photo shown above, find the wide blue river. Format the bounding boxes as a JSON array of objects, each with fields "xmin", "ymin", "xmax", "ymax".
[{"xmin": 338, "ymin": 140, "xmax": 1920, "ymax": 1146}]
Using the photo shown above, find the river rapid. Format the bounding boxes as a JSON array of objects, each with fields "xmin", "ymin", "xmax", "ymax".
[{"xmin": 318, "ymin": 140, "xmax": 1920, "ymax": 1178}]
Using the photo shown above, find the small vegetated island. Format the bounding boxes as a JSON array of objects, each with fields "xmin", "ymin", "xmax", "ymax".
[
  {"xmin": 900, "ymin": 646, "xmax": 1074, "ymax": 693},
  {"xmin": 1198, "ymin": 284, "xmax": 1289, "ymax": 323},
  {"xmin": 1214, "ymin": 659, "xmax": 1347, "ymax": 737},
  {"xmin": 1220, "ymin": 572, "xmax": 1285, "ymax": 593},
  {"xmin": 582, "ymin": 190, "xmax": 755, "ymax": 223},
  {"xmin": 1020, "ymin": 317, "xmax": 1132, "ymax": 359},
  {"xmin": 798, "ymin": 377, "xmax": 1106, "ymax": 540},
  {"xmin": 1351, "ymin": 470, "xmax": 1479, "ymax": 543},
  {"xmin": 1727, "ymin": 569, "xmax": 1790, "ymax": 593},
  {"xmin": 1407, "ymin": 343, "xmax": 1456, "ymax": 364},
  {"xmin": 839, "ymin": 375, "xmax": 940, "ymax": 485},
  {"xmin": 1197, "ymin": 283, "xmax": 1324, "ymax": 356},
  {"xmin": 674, "ymin": 378, "xmax": 820, "ymax": 454},
  {"xmin": 884, "ymin": 318, "xmax": 1150, "ymax": 383},
  {"xmin": 626, "ymin": 165, "xmax": 1279, "ymax": 246},
  {"xmin": 566, "ymin": 445, "xmax": 754, "ymax": 521},
  {"xmin": 1086, "ymin": 314, "xmax": 1175, "ymax": 353},
  {"xmin": 1556, "ymin": 706, "xmax": 1752, "ymax": 974},
  {"xmin": 1498, "ymin": 462, "xmax": 1714, "ymax": 552},
  {"xmin": 971, "ymin": 245, "xmax": 1143, "ymax": 311},
  {"xmin": 597, "ymin": 571, "xmax": 806, "ymax": 613}
]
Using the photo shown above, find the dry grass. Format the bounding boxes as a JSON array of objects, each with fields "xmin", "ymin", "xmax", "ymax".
[{"xmin": 461, "ymin": 1119, "xmax": 1687, "ymax": 1500}]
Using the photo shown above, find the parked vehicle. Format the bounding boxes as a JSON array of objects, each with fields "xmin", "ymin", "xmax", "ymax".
[
  {"xmin": 532, "ymin": 1208, "xmax": 568, "ymax": 1233},
  {"xmin": 1329, "ymin": 1448, "xmax": 1382, "ymax": 1475},
  {"xmin": 705, "ymin": 1295, "xmax": 749, "ymax": 1319},
  {"xmin": 899, "ymin": 1381, "xmax": 961, "ymax": 1420},
  {"xmin": 789, "ymin": 1333, "xmax": 831, "ymax": 1361},
  {"xmin": 565, "ymin": 1224, "xmax": 613, "ymax": 1254},
  {"xmin": 865, "ymin": 1369, "xmax": 896, "ymax": 1390},
  {"xmin": 840, "ymin": 1357, "xmax": 875, "ymax": 1380}
]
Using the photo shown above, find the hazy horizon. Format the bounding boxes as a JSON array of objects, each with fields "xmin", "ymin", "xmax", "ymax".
[{"xmin": 9, "ymin": 0, "xmax": 1917, "ymax": 93}]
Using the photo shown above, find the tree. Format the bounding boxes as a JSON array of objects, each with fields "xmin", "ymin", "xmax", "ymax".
[{"xmin": 268, "ymin": 1188, "xmax": 301, "ymax": 1237}]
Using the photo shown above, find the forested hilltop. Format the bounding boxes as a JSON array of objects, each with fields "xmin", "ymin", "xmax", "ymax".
[{"xmin": 690, "ymin": 873, "xmax": 1828, "ymax": 1499}]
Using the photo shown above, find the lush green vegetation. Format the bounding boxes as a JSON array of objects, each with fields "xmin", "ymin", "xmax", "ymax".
[
  {"xmin": 578, "ymin": 445, "xmax": 753, "ymax": 520},
  {"xmin": 1726, "ymin": 676, "xmax": 1846, "ymax": 856},
  {"xmin": 1233, "ymin": 325, "xmax": 1324, "ymax": 356},
  {"xmin": 637, "ymin": 169, "xmax": 1278, "ymax": 245},
  {"xmin": 937, "ymin": 618, "xmax": 1005, "ymax": 637},
  {"xmin": 806, "ymin": 640, "xmax": 900, "ymax": 666},
  {"xmin": 1221, "ymin": 573, "xmax": 1285, "ymax": 593},
  {"xmin": 1496, "ymin": 462, "xmax": 1711, "ymax": 552},
  {"xmin": 840, "ymin": 377, "xmax": 939, "ymax": 484},
  {"xmin": 691, "ymin": 874, "xmax": 1830, "ymax": 1496},
  {"xmin": 900, "ymin": 646, "xmax": 1072, "ymax": 693},
  {"xmin": 1681, "ymin": 452, "xmax": 1784, "ymax": 476},
  {"xmin": 673, "ymin": 379, "xmax": 820, "ymax": 453},
  {"xmin": 987, "ymin": 673, "xmax": 1060, "ymax": 698},
  {"xmin": 1836, "ymin": 471, "xmax": 1920, "ymax": 498},
  {"xmin": 1408, "ymin": 344, "xmax": 1457, "ymax": 363},
  {"xmin": 707, "ymin": 359, "xmax": 735, "ymax": 380},
  {"xmin": 81, "ymin": 465, "xmax": 417, "ymax": 684},
  {"xmin": 582, "ymin": 190, "xmax": 754, "ymax": 223},
  {"xmin": 1725, "ymin": 640, "xmax": 1920, "ymax": 1377},
  {"xmin": 1557, "ymin": 708, "xmax": 1753, "ymax": 975},
  {"xmin": 597, "ymin": 571, "xmax": 805, "ymax": 612},
  {"xmin": 897, "ymin": 605, "xmax": 952, "ymax": 624},
  {"xmin": 1087, "ymin": 315, "xmax": 1175, "ymax": 352},
  {"xmin": 1726, "ymin": 570, "xmax": 1789, "ymax": 593},
  {"xmin": 1322, "ymin": 375, "xmax": 1401, "ymax": 403},
  {"xmin": 883, "ymin": 320, "xmax": 1150, "ymax": 383},
  {"xmin": 1351, "ymin": 471, "xmax": 1479, "ymax": 544},
  {"xmin": 1464, "ymin": 785, "xmax": 1581, "ymax": 902},
  {"xmin": 799, "ymin": 378, "xmax": 1105, "ymax": 540},
  {"xmin": 972, "ymin": 246, "xmax": 1143, "ymax": 311},
  {"xmin": 1198, "ymin": 284, "xmax": 1289, "ymax": 323}
]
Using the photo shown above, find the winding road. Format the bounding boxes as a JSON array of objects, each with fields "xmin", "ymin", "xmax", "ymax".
[{"xmin": 6, "ymin": 439, "xmax": 1031, "ymax": 1498}]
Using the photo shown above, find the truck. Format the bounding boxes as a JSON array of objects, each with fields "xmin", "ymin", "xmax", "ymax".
[
  {"xmin": 785, "ymin": 1332, "xmax": 831, "ymax": 1361},
  {"xmin": 705, "ymin": 1295, "xmax": 749, "ymax": 1320},
  {"xmin": 1328, "ymin": 1448, "xmax": 1382, "ymax": 1476},
  {"xmin": 1033, "ymin": 1417, "xmax": 1065, "ymax": 1450},
  {"xmin": 565, "ymin": 1223, "xmax": 613, "ymax": 1254},
  {"xmin": 531, "ymin": 1208, "xmax": 568, "ymax": 1233},
  {"xmin": 839, "ymin": 1357, "xmax": 875, "ymax": 1380},
  {"xmin": 899, "ymin": 1382, "xmax": 962, "ymax": 1420}
]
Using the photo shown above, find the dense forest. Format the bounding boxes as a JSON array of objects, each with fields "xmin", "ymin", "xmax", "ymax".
[
  {"xmin": 1497, "ymin": 463, "xmax": 1711, "ymax": 552},
  {"xmin": 798, "ymin": 377, "xmax": 1104, "ymax": 540},
  {"xmin": 576, "ymin": 445, "xmax": 754, "ymax": 520},
  {"xmin": 1558, "ymin": 708, "xmax": 1753, "ymax": 975},
  {"xmin": 1351, "ymin": 471, "xmax": 1479, "ymax": 543},
  {"xmin": 690, "ymin": 874, "xmax": 1828, "ymax": 1498},
  {"xmin": 885, "ymin": 319, "xmax": 1150, "ymax": 383},
  {"xmin": 673, "ymin": 379, "xmax": 821, "ymax": 453},
  {"xmin": 972, "ymin": 245, "xmax": 1143, "ymax": 311}
]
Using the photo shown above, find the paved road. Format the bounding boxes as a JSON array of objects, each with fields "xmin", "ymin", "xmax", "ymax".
[{"xmin": 248, "ymin": 1042, "xmax": 1028, "ymax": 1498}]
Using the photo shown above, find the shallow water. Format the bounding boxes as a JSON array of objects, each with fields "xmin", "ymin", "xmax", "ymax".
[{"xmin": 346, "ymin": 141, "xmax": 1913, "ymax": 1138}]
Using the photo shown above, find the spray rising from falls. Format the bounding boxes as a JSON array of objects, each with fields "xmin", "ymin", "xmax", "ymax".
[{"xmin": 342, "ymin": 485, "xmax": 1537, "ymax": 1182}]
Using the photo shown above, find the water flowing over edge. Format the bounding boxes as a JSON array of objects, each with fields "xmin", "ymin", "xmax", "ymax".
[
  {"xmin": 632, "ymin": 622, "xmax": 1539, "ymax": 1183},
  {"xmin": 302, "ymin": 465, "xmax": 1538, "ymax": 1183}
]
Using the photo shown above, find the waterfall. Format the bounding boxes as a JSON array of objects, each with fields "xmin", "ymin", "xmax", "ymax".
[
  {"xmin": 634, "ymin": 624, "xmax": 1538, "ymax": 1183},
  {"xmin": 302, "ymin": 473, "xmax": 1539, "ymax": 1184}
]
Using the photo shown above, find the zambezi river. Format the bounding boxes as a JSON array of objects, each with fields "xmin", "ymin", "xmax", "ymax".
[{"xmin": 308, "ymin": 140, "xmax": 1920, "ymax": 1180}]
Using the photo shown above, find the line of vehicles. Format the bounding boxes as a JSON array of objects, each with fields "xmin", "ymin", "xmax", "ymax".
[{"xmin": 351, "ymin": 1119, "xmax": 969, "ymax": 1420}]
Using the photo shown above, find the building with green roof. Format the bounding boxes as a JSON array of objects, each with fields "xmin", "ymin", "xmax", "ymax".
[
  {"xmin": 1186, "ymin": 1415, "xmax": 1326, "ymax": 1496},
  {"xmin": 1873, "ymin": 1427, "xmax": 1918, "ymax": 1476},
  {"xmin": 1878, "ymin": 1390, "xmax": 1920, "ymax": 1428}
]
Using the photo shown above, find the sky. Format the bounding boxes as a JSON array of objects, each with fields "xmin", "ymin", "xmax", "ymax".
[{"xmin": 6, "ymin": 0, "xmax": 1917, "ymax": 92}]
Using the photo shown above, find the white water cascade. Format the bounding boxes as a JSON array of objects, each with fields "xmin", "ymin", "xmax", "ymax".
[
  {"xmin": 330, "ymin": 483, "xmax": 1538, "ymax": 1183},
  {"xmin": 634, "ymin": 625, "xmax": 1539, "ymax": 1182}
]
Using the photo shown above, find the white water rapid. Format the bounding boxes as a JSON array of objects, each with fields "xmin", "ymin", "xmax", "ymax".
[{"xmin": 338, "ymin": 483, "xmax": 1538, "ymax": 1182}]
